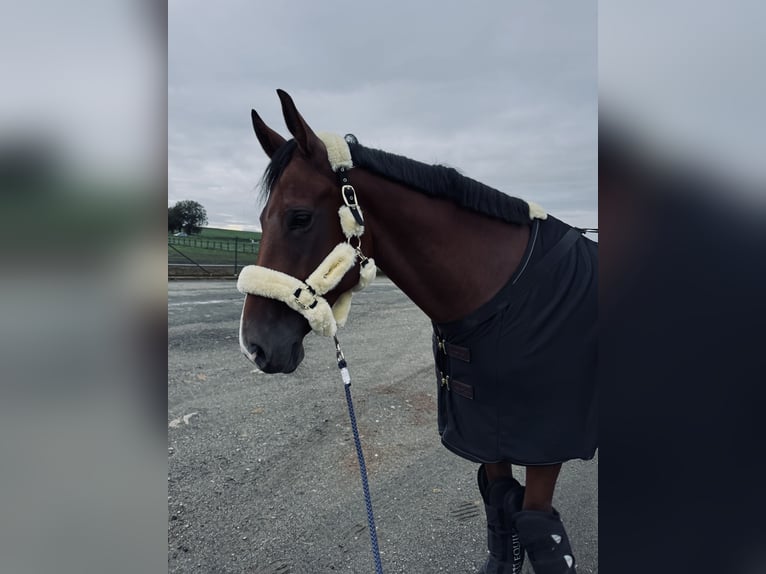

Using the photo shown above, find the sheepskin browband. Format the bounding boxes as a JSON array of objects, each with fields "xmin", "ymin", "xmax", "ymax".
[{"xmin": 238, "ymin": 133, "xmax": 376, "ymax": 337}]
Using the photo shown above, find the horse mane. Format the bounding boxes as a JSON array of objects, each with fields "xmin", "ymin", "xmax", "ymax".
[
  {"xmin": 347, "ymin": 142, "xmax": 532, "ymax": 225},
  {"xmin": 259, "ymin": 138, "xmax": 532, "ymax": 226}
]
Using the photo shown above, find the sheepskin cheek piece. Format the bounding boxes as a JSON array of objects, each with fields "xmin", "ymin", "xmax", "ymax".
[{"xmin": 339, "ymin": 205, "xmax": 364, "ymax": 239}]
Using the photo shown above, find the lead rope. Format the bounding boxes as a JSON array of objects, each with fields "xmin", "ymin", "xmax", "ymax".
[{"xmin": 333, "ymin": 335, "xmax": 384, "ymax": 574}]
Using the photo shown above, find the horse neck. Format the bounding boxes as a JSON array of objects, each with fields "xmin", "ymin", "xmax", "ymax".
[{"xmin": 352, "ymin": 169, "xmax": 530, "ymax": 324}]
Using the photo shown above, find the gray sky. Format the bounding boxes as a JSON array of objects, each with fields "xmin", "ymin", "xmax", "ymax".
[{"xmin": 169, "ymin": 1, "xmax": 597, "ymax": 232}]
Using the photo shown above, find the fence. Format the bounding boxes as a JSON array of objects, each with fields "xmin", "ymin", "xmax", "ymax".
[
  {"xmin": 168, "ymin": 236, "xmax": 259, "ymax": 253},
  {"xmin": 168, "ymin": 235, "xmax": 260, "ymax": 277}
]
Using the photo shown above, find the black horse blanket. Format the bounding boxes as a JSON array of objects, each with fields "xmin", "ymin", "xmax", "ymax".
[{"xmin": 432, "ymin": 215, "xmax": 597, "ymax": 465}]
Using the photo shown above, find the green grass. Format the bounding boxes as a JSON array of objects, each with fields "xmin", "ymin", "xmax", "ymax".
[
  {"xmin": 168, "ymin": 226, "xmax": 261, "ymax": 267},
  {"xmin": 169, "ymin": 227, "xmax": 260, "ymax": 242},
  {"xmin": 169, "ymin": 227, "xmax": 261, "ymax": 250},
  {"xmin": 168, "ymin": 244, "xmax": 258, "ymax": 266},
  {"xmin": 197, "ymin": 227, "xmax": 261, "ymax": 241}
]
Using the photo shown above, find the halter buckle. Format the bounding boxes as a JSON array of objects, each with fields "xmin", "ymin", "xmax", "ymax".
[
  {"xmin": 293, "ymin": 286, "xmax": 319, "ymax": 310},
  {"xmin": 341, "ymin": 185, "xmax": 365, "ymax": 227},
  {"xmin": 341, "ymin": 184, "xmax": 358, "ymax": 206}
]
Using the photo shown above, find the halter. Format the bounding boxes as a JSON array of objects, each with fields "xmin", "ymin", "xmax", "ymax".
[{"xmin": 237, "ymin": 133, "xmax": 376, "ymax": 337}]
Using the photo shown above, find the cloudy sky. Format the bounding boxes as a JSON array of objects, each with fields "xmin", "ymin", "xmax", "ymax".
[{"xmin": 169, "ymin": 1, "xmax": 597, "ymax": 232}]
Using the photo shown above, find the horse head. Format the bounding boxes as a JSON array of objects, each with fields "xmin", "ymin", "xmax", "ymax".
[{"xmin": 239, "ymin": 90, "xmax": 366, "ymax": 373}]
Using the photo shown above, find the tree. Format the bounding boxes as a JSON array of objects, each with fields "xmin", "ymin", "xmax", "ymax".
[
  {"xmin": 168, "ymin": 200, "xmax": 207, "ymax": 235},
  {"xmin": 168, "ymin": 206, "xmax": 183, "ymax": 233}
]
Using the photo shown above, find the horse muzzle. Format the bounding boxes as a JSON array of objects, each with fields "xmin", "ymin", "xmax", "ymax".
[{"xmin": 239, "ymin": 295, "xmax": 309, "ymax": 374}]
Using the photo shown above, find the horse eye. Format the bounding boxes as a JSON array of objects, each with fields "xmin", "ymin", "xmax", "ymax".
[{"xmin": 287, "ymin": 211, "xmax": 313, "ymax": 231}]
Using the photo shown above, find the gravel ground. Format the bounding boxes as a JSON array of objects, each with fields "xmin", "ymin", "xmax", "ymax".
[{"xmin": 168, "ymin": 279, "xmax": 598, "ymax": 573}]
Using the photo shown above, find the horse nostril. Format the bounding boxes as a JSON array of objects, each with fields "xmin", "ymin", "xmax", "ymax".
[
  {"xmin": 249, "ymin": 343, "xmax": 272, "ymax": 370},
  {"xmin": 249, "ymin": 343, "xmax": 265, "ymax": 361}
]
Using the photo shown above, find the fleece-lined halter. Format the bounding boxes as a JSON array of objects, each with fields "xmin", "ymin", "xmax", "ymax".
[{"xmin": 237, "ymin": 133, "xmax": 377, "ymax": 337}]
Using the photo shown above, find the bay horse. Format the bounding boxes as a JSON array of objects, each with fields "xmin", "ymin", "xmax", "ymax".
[{"xmin": 238, "ymin": 90, "xmax": 597, "ymax": 574}]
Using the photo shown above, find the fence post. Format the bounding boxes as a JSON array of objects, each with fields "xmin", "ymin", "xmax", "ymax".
[{"xmin": 234, "ymin": 236, "xmax": 238, "ymax": 275}]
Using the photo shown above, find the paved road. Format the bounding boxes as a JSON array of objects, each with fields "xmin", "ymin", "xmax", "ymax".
[{"xmin": 168, "ymin": 279, "xmax": 598, "ymax": 573}]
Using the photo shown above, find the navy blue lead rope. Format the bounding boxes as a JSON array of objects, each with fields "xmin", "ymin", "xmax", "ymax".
[{"xmin": 334, "ymin": 335, "xmax": 384, "ymax": 574}]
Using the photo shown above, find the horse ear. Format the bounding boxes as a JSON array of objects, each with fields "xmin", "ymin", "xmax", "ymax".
[
  {"xmin": 276, "ymin": 89, "xmax": 321, "ymax": 157},
  {"xmin": 251, "ymin": 109, "xmax": 286, "ymax": 159}
]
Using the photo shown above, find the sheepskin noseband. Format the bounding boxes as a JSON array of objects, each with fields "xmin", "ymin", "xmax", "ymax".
[{"xmin": 237, "ymin": 133, "xmax": 377, "ymax": 337}]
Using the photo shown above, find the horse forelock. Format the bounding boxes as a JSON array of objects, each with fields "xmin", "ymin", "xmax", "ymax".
[{"xmin": 258, "ymin": 139, "xmax": 298, "ymax": 204}]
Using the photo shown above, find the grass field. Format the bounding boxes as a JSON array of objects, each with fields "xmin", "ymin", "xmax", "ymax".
[
  {"xmin": 168, "ymin": 227, "xmax": 261, "ymax": 269},
  {"xmin": 196, "ymin": 227, "xmax": 261, "ymax": 241}
]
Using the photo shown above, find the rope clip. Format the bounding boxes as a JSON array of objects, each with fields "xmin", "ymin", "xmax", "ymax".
[{"xmin": 333, "ymin": 335, "xmax": 347, "ymax": 369}]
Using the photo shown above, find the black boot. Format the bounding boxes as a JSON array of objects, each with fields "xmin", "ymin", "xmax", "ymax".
[
  {"xmin": 513, "ymin": 509, "xmax": 576, "ymax": 574},
  {"xmin": 477, "ymin": 464, "xmax": 526, "ymax": 574}
]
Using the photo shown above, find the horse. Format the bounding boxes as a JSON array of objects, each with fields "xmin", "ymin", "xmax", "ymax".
[{"xmin": 237, "ymin": 89, "xmax": 597, "ymax": 574}]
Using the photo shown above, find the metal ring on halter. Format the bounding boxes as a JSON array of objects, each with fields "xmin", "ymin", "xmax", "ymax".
[{"xmin": 347, "ymin": 236, "xmax": 370, "ymax": 266}]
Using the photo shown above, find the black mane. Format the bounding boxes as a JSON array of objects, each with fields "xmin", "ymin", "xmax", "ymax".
[
  {"xmin": 348, "ymin": 142, "xmax": 531, "ymax": 225},
  {"xmin": 259, "ymin": 138, "xmax": 532, "ymax": 225}
]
